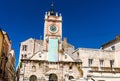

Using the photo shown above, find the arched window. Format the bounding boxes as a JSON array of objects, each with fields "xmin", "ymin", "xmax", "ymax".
[
  {"xmin": 68, "ymin": 76, "xmax": 74, "ymax": 80},
  {"xmin": 32, "ymin": 65, "xmax": 36, "ymax": 72},
  {"xmin": 21, "ymin": 54, "xmax": 23, "ymax": 59},
  {"xmin": 77, "ymin": 52, "xmax": 79, "ymax": 56},
  {"xmin": 29, "ymin": 75, "xmax": 37, "ymax": 81}
]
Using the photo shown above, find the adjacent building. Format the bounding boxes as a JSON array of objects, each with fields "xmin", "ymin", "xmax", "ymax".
[
  {"xmin": 72, "ymin": 36, "xmax": 120, "ymax": 81},
  {"xmin": 18, "ymin": 4, "xmax": 120, "ymax": 81},
  {"xmin": 0, "ymin": 29, "xmax": 16, "ymax": 81},
  {"xmin": 0, "ymin": 29, "xmax": 4, "ymax": 80},
  {"xmin": 5, "ymin": 49, "xmax": 16, "ymax": 81}
]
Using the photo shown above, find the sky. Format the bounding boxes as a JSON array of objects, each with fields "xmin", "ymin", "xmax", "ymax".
[{"xmin": 0, "ymin": 0, "xmax": 120, "ymax": 67}]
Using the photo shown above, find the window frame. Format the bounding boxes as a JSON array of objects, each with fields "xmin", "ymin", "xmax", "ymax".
[
  {"xmin": 22, "ymin": 45, "xmax": 27, "ymax": 51},
  {"xmin": 111, "ymin": 46, "xmax": 115, "ymax": 50},
  {"xmin": 99, "ymin": 59, "xmax": 104, "ymax": 67},
  {"xmin": 88, "ymin": 59, "xmax": 93, "ymax": 67},
  {"xmin": 110, "ymin": 60, "xmax": 114, "ymax": 68}
]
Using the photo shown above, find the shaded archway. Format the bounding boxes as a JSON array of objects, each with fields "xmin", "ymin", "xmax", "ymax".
[
  {"xmin": 69, "ymin": 76, "xmax": 74, "ymax": 80},
  {"xmin": 29, "ymin": 75, "xmax": 37, "ymax": 81},
  {"xmin": 49, "ymin": 73, "xmax": 58, "ymax": 81}
]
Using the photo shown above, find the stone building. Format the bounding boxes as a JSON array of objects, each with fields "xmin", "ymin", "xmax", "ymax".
[
  {"xmin": 0, "ymin": 29, "xmax": 16, "ymax": 81},
  {"xmin": 5, "ymin": 49, "xmax": 16, "ymax": 81},
  {"xmin": 0, "ymin": 29, "xmax": 4, "ymax": 80},
  {"xmin": 72, "ymin": 35, "xmax": 120, "ymax": 81},
  {"xmin": 17, "ymin": 4, "xmax": 120, "ymax": 81},
  {"xmin": 18, "ymin": 4, "xmax": 83, "ymax": 81},
  {"xmin": 0, "ymin": 29, "xmax": 9, "ymax": 81}
]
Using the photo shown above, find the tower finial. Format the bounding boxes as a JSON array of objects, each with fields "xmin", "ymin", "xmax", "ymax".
[
  {"xmin": 51, "ymin": 1, "xmax": 54, "ymax": 8},
  {"xmin": 50, "ymin": 2, "xmax": 55, "ymax": 15}
]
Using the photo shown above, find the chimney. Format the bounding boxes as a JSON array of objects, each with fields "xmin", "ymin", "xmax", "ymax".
[{"xmin": 116, "ymin": 35, "xmax": 120, "ymax": 40}]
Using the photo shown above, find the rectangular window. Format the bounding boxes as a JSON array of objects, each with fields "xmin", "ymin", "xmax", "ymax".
[
  {"xmin": 110, "ymin": 60, "xmax": 114, "ymax": 68},
  {"xmin": 88, "ymin": 59, "xmax": 93, "ymax": 67},
  {"xmin": 77, "ymin": 52, "xmax": 79, "ymax": 56},
  {"xmin": 22, "ymin": 45, "xmax": 27, "ymax": 51},
  {"xmin": 65, "ymin": 55, "xmax": 67, "ymax": 59},
  {"xmin": 111, "ymin": 46, "xmax": 115, "ymax": 50},
  {"xmin": 100, "ymin": 60, "xmax": 104, "ymax": 67},
  {"xmin": 69, "ymin": 63, "xmax": 73, "ymax": 69}
]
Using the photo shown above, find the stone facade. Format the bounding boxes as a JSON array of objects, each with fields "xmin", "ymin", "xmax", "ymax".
[
  {"xmin": 72, "ymin": 36, "xmax": 120, "ymax": 81},
  {"xmin": 18, "ymin": 4, "xmax": 83, "ymax": 81},
  {"xmin": 17, "ymin": 4, "xmax": 120, "ymax": 81},
  {"xmin": 0, "ymin": 29, "xmax": 16, "ymax": 81},
  {"xmin": 5, "ymin": 50, "xmax": 16, "ymax": 81},
  {"xmin": 0, "ymin": 29, "xmax": 4, "ymax": 81},
  {"xmin": 18, "ymin": 39, "xmax": 82, "ymax": 81}
]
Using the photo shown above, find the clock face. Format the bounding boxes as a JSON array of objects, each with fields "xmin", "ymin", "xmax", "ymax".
[{"xmin": 49, "ymin": 25, "xmax": 58, "ymax": 33}]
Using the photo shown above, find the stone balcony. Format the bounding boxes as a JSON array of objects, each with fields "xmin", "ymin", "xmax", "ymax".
[{"xmin": 89, "ymin": 66, "xmax": 120, "ymax": 73}]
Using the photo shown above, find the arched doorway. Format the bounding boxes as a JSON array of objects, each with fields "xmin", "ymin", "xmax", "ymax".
[
  {"xmin": 29, "ymin": 75, "xmax": 37, "ymax": 81},
  {"xmin": 69, "ymin": 76, "xmax": 74, "ymax": 80},
  {"xmin": 49, "ymin": 73, "xmax": 58, "ymax": 81}
]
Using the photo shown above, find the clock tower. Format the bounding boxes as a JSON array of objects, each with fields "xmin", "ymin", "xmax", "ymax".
[{"xmin": 44, "ymin": 3, "xmax": 62, "ymax": 62}]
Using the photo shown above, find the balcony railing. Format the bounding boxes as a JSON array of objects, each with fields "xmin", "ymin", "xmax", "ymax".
[{"xmin": 89, "ymin": 66, "xmax": 120, "ymax": 73}]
